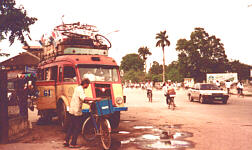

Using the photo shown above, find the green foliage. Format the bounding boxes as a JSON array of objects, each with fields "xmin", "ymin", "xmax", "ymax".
[
  {"xmin": 227, "ymin": 60, "xmax": 252, "ymax": 80},
  {"xmin": 152, "ymin": 74, "xmax": 162, "ymax": 82},
  {"xmin": 166, "ymin": 61, "xmax": 184, "ymax": 82},
  {"xmin": 138, "ymin": 46, "xmax": 152, "ymax": 73},
  {"xmin": 149, "ymin": 61, "xmax": 162, "ymax": 75},
  {"xmin": 0, "ymin": 0, "xmax": 37, "ymax": 45},
  {"xmin": 176, "ymin": 27, "xmax": 229, "ymax": 82},
  {"xmin": 122, "ymin": 69, "xmax": 145, "ymax": 83},
  {"xmin": 155, "ymin": 30, "xmax": 170, "ymax": 48},
  {"xmin": 120, "ymin": 53, "xmax": 144, "ymax": 72},
  {"xmin": 138, "ymin": 46, "xmax": 152, "ymax": 61}
]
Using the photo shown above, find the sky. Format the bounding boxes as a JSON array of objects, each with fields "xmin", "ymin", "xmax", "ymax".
[{"xmin": 1, "ymin": 0, "xmax": 252, "ymax": 69}]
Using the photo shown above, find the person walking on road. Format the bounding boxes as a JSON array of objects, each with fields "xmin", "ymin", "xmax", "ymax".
[
  {"xmin": 237, "ymin": 81, "xmax": 244, "ymax": 97},
  {"xmin": 64, "ymin": 78, "xmax": 98, "ymax": 148},
  {"xmin": 145, "ymin": 80, "xmax": 153, "ymax": 102}
]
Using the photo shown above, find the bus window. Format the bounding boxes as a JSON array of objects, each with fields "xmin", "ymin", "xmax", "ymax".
[
  {"xmin": 59, "ymin": 67, "xmax": 62, "ymax": 82},
  {"xmin": 63, "ymin": 66, "xmax": 76, "ymax": 82},
  {"xmin": 51, "ymin": 66, "xmax": 58, "ymax": 81},
  {"xmin": 37, "ymin": 69, "xmax": 44, "ymax": 80},
  {"xmin": 78, "ymin": 65, "xmax": 119, "ymax": 82},
  {"xmin": 45, "ymin": 68, "xmax": 51, "ymax": 80}
]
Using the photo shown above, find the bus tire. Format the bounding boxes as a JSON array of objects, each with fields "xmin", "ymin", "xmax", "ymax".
[
  {"xmin": 57, "ymin": 101, "xmax": 68, "ymax": 131},
  {"xmin": 109, "ymin": 111, "xmax": 120, "ymax": 129}
]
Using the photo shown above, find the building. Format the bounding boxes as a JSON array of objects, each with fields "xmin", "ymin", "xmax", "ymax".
[{"xmin": 0, "ymin": 51, "xmax": 40, "ymax": 79}]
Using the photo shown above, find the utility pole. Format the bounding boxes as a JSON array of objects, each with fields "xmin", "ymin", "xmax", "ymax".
[{"xmin": 0, "ymin": 70, "xmax": 8, "ymax": 143}]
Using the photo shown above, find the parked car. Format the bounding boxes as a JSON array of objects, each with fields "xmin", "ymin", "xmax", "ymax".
[{"xmin": 188, "ymin": 83, "xmax": 229, "ymax": 104}]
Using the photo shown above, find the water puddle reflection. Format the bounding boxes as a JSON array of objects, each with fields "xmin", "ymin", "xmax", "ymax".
[
  {"xmin": 121, "ymin": 125, "xmax": 193, "ymax": 149},
  {"xmin": 113, "ymin": 125, "xmax": 194, "ymax": 149},
  {"xmin": 133, "ymin": 126, "xmax": 154, "ymax": 129},
  {"xmin": 118, "ymin": 131, "xmax": 130, "ymax": 134}
]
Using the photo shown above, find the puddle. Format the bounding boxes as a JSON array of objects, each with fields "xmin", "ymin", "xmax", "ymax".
[
  {"xmin": 130, "ymin": 125, "xmax": 193, "ymax": 149},
  {"xmin": 118, "ymin": 131, "xmax": 130, "ymax": 134},
  {"xmin": 147, "ymin": 140, "xmax": 193, "ymax": 149},
  {"xmin": 133, "ymin": 126, "xmax": 154, "ymax": 129},
  {"xmin": 121, "ymin": 138, "xmax": 136, "ymax": 144},
  {"xmin": 142, "ymin": 134, "xmax": 160, "ymax": 140},
  {"xmin": 112, "ymin": 125, "xmax": 194, "ymax": 149}
]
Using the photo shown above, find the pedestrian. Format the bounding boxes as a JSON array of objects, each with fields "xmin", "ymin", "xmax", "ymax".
[
  {"xmin": 237, "ymin": 81, "xmax": 244, "ymax": 97},
  {"xmin": 64, "ymin": 78, "xmax": 98, "ymax": 148},
  {"xmin": 225, "ymin": 80, "xmax": 232, "ymax": 95},
  {"xmin": 145, "ymin": 80, "xmax": 153, "ymax": 102}
]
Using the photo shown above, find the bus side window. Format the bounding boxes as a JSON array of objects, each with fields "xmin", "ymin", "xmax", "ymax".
[
  {"xmin": 63, "ymin": 66, "xmax": 76, "ymax": 82},
  {"xmin": 37, "ymin": 69, "xmax": 44, "ymax": 80},
  {"xmin": 51, "ymin": 66, "xmax": 58, "ymax": 81},
  {"xmin": 45, "ymin": 68, "xmax": 51, "ymax": 80},
  {"xmin": 59, "ymin": 67, "xmax": 62, "ymax": 82}
]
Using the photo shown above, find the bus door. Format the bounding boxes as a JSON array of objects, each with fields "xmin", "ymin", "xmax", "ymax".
[
  {"xmin": 36, "ymin": 66, "xmax": 58, "ymax": 110},
  {"xmin": 57, "ymin": 65, "xmax": 78, "ymax": 108}
]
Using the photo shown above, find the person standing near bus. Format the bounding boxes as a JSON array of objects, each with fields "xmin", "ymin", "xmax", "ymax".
[{"xmin": 64, "ymin": 78, "xmax": 98, "ymax": 148}]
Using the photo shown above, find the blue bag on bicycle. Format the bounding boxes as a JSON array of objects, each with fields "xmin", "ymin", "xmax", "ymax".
[{"xmin": 96, "ymin": 100, "xmax": 113, "ymax": 116}]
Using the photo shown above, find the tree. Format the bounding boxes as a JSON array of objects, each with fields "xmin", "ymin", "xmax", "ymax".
[
  {"xmin": 120, "ymin": 53, "xmax": 144, "ymax": 72},
  {"xmin": 156, "ymin": 30, "xmax": 170, "ymax": 82},
  {"xmin": 0, "ymin": 0, "xmax": 37, "ymax": 45},
  {"xmin": 176, "ymin": 27, "xmax": 229, "ymax": 82},
  {"xmin": 228, "ymin": 60, "xmax": 252, "ymax": 80},
  {"xmin": 148, "ymin": 61, "xmax": 163, "ymax": 82},
  {"xmin": 138, "ymin": 46, "xmax": 152, "ymax": 73},
  {"xmin": 165, "ymin": 61, "xmax": 183, "ymax": 82},
  {"xmin": 149, "ymin": 61, "xmax": 162, "ymax": 75},
  {"xmin": 123, "ymin": 69, "xmax": 145, "ymax": 83}
]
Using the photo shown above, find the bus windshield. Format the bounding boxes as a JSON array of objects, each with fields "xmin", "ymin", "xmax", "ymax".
[{"xmin": 78, "ymin": 65, "xmax": 119, "ymax": 82}]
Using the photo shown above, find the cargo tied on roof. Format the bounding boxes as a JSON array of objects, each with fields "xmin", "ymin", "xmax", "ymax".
[{"xmin": 39, "ymin": 22, "xmax": 111, "ymax": 61}]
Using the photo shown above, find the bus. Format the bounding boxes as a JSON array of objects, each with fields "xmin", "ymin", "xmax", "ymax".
[{"xmin": 35, "ymin": 22, "xmax": 127, "ymax": 129}]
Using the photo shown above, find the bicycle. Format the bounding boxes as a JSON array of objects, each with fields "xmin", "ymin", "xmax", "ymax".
[
  {"xmin": 168, "ymin": 95, "xmax": 176, "ymax": 110},
  {"xmin": 147, "ymin": 89, "xmax": 152, "ymax": 102},
  {"xmin": 81, "ymin": 99, "xmax": 113, "ymax": 150}
]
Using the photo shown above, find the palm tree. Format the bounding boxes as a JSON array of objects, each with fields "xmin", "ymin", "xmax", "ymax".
[
  {"xmin": 155, "ymin": 30, "xmax": 170, "ymax": 82},
  {"xmin": 138, "ymin": 46, "xmax": 152, "ymax": 73}
]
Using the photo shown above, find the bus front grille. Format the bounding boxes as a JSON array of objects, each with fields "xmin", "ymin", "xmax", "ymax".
[{"xmin": 95, "ymin": 84, "xmax": 112, "ymax": 99}]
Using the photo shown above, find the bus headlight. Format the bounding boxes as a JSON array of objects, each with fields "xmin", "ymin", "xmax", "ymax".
[{"xmin": 116, "ymin": 97, "xmax": 123, "ymax": 105}]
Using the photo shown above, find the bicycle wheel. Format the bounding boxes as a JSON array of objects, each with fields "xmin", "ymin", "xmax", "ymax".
[
  {"xmin": 171, "ymin": 98, "xmax": 175, "ymax": 110},
  {"xmin": 150, "ymin": 92, "xmax": 152, "ymax": 102},
  {"xmin": 82, "ymin": 117, "xmax": 96, "ymax": 141},
  {"xmin": 100, "ymin": 118, "xmax": 111, "ymax": 150}
]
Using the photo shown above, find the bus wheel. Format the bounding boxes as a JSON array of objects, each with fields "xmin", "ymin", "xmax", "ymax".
[
  {"xmin": 109, "ymin": 111, "xmax": 120, "ymax": 129},
  {"xmin": 57, "ymin": 101, "xmax": 68, "ymax": 130}
]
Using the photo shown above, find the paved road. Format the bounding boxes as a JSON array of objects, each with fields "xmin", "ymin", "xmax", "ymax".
[
  {"xmin": 1, "ymin": 88, "xmax": 252, "ymax": 150},
  {"xmin": 121, "ymin": 88, "xmax": 252, "ymax": 150}
]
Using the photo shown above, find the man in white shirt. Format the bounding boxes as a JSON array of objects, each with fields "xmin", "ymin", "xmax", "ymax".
[
  {"xmin": 237, "ymin": 81, "xmax": 244, "ymax": 97},
  {"xmin": 225, "ymin": 80, "xmax": 232, "ymax": 95},
  {"xmin": 64, "ymin": 78, "xmax": 98, "ymax": 148}
]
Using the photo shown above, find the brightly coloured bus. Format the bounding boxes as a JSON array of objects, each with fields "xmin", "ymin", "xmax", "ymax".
[{"xmin": 35, "ymin": 22, "xmax": 127, "ymax": 129}]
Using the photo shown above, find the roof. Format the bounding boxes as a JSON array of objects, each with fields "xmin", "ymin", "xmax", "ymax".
[
  {"xmin": 39, "ymin": 55, "xmax": 117, "ymax": 67},
  {"xmin": 0, "ymin": 52, "xmax": 40, "ymax": 66}
]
